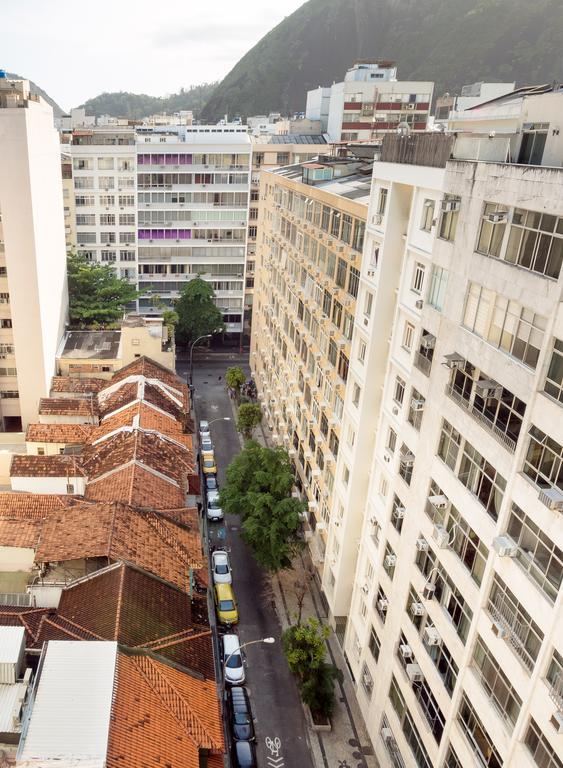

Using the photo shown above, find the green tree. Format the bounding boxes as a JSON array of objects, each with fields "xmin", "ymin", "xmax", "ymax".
[
  {"xmin": 67, "ymin": 252, "xmax": 138, "ymax": 327},
  {"xmin": 236, "ymin": 403, "xmax": 262, "ymax": 440},
  {"xmin": 220, "ymin": 441, "xmax": 305, "ymax": 571},
  {"xmin": 174, "ymin": 277, "xmax": 224, "ymax": 344},
  {"xmin": 225, "ymin": 366, "xmax": 246, "ymax": 401}
]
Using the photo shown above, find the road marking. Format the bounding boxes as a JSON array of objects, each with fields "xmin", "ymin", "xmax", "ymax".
[{"xmin": 265, "ymin": 736, "xmax": 284, "ymax": 767}]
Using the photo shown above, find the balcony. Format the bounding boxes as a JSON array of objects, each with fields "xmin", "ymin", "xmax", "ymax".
[
  {"xmin": 413, "ymin": 351, "xmax": 432, "ymax": 376},
  {"xmin": 446, "ymin": 382, "xmax": 517, "ymax": 452}
]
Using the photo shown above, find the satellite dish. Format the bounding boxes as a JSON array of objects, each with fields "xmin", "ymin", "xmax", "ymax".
[{"xmin": 397, "ymin": 122, "xmax": 411, "ymax": 136}]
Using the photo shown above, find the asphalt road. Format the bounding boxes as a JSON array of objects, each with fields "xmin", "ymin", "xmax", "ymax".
[{"xmin": 178, "ymin": 352, "xmax": 314, "ymax": 768}]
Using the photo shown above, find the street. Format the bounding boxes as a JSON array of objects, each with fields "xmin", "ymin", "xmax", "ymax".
[{"xmin": 178, "ymin": 352, "xmax": 315, "ymax": 768}]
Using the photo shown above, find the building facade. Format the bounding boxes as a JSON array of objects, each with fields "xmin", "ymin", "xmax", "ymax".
[
  {"xmin": 0, "ymin": 76, "xmax": 68, "ymax": 430},
  {"xmin": 319, "ymin": 120, "xmax": 563, "ymax": 767},
  {"xmin": 250, "ymin": 155, "xmax": 370, "ymax": 569}
]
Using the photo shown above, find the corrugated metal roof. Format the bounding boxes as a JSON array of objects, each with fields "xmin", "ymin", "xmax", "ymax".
[
  {"xmin": 0, "ymin": 680, "xmax": 27, "ymax": 733},
  {"xmin": 0, "ymin": 626, "xmax": 24, "ymax": 664},
  {"xmin": 18, "ymin": 641, "xmax": 117, "ymax": 762}
]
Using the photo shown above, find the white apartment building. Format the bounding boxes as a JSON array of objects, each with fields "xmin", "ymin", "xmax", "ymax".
[
  {"xmin": 318, "ymin": 95, "xmax": 563, "ymax": 768},
  {"xmin": 306, "ymin": 60, "xmax": 433, "ymax": 144},
  {"xmin": 0, "ymin": 76, "xmax": 68, "ymax": 430},
  {"xmin": 67, "ymin": 124, "xmax": 251, "ymax": 335}
]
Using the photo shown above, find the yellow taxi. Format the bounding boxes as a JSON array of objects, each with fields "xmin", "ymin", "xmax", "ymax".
[
  {"xmin": 202, "ymin": 450, "xmax": 217, "ymax": 475},
  {"xmin": 215, "ymin": 582, "xmax": 239, "ymax": 625}
]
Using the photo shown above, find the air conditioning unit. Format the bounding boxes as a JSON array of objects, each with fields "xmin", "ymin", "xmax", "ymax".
[
  {"xmin": 428, "ymin": 494, "xmax": 449, "ymax": 510},
  {"xmin": 361, "ymin": 582, "xmax": 370, "ymax": 594},
  {"xmin": 377, "ymin": 598, "xmax": 389, "ymax": 613},
  {"xmin": 410, "ymin": 601, "xmax": 424, "ymax": 617},
  {"xmin": 410, "ymin": 398, "xmax": 425, "ymax": 411},
  {"xmin": 442, "ymin": 353, "xmax": 464, "ymax": 370},
  {"xmin": 384, "ymin": 554, "xmax": 397, "ymax": 568},
  {"xmin": 432, "ymin": 524, "xmax": 450, "ymax": 548},
  {"xmin": 486, "ymin": 211, "xmax": 508, "ymax": 223},
  {"xmin": 423, "ymin": 626, "xmax": 441, "ymax": 646},
  {"xmin": 550, "ymin": 712, "xmax": 563, "ymax": 734},
  {"xmin": 406, "ymin": 103, "xmax": 415, "ymax": 110},
  {"xmin": 422, "ymin": 583, "xmax": 435, "ymax": 600},
  {"xmin": 415, "ymin": 299, "xmax": 424, "ymax": 310},
  {"xmin": 538, "ymin": 487, "xmax": 563, "ymax": 511},
  {"xmin": 400, "ymin": 452, "xmax": 415, "ymax": 468},
  {"xmin": 406, "ymin": 663, "xmax": 423, "ymax": 683},
  {"xmin": 420, "ymin": 334, "xmax": 436, "ymax": 350},
  {"xmin": 491, "ymin": 620, "xmax": 508, "ymax": 639},
  {"xmin": 416, "ymin": 538, "xmax": 428, "ymax": 552},
  {"xmin": 492, "ymin": 535, "xmax": 518, "ymax": 557},
  {"xmin": 392, "ymin": 406, "xmax": 399, "ymax": 416},
  {"xmin": 399, "ymin": 644, "xmax": 413, "ymax": 659},
  {"xmin": 393, "ymin": 506, "xmax": 405, "ymax": 519},
  {"xmin": 362, "ymin": 672, "xmax": 373, "ymax": 690},
  {"xmin": 369, "ymin": 516, "xmax": 378, "ymax": 526},
  {"xmin": 474, "ymin": 379, "xmax": 502, "ymax": 400},
  {"xmin": 441, "ymin": 199, "xmax": 460, "ymax": 213}
]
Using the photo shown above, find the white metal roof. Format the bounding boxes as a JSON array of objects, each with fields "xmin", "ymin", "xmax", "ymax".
[
  {"xmin": 0, "ymin": 680, "xmax": 27, "ymax": 733},
  {"xmin": 18, "ymin": 641, "xmax": 117, "ymax": 764},
  {"xmin": 0, "ymin": 626, "xmax": 24, "ymax": 664}
]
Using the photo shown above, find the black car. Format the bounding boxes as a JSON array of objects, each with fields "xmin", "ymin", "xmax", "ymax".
[
  {"xmin": 232, "ymin": 740, "xmax": 257, "ymax": 768},
  {"xmin": 227, "ymin": 687, "xmax": 255, "ymax": 742},
  {"xmin": 205, "ymin": 475, "xmax": 218, "ymax": 492}
]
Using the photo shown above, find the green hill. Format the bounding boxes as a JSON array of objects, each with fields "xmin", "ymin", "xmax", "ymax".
[
  {"xmin": 80, "ymin": 83, "xmax": 218, "ymax": 119},
  {"xmin": 200, "ymin": 0, "xmax": 563, "ymax": 121}
]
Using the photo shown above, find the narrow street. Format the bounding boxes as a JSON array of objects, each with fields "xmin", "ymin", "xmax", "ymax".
[{"xmin": 177, "ymin": 351, "xmax": 314, "ymax": 768}]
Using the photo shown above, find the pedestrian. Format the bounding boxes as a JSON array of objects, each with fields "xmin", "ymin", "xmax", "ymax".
[{"xmin": 218, "ymin": 375, "xmax": 222, "ymax": 382}]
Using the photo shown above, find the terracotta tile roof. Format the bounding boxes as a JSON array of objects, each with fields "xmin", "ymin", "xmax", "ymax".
[
  {"xmin": 98, "ymin": 378, "xmax": 188, "ymax": 421},
  {"xmin": 110, "ymin": 356, "xmax": 187, "ymax": 394},
  {"xmin": 34, "ymin": 501, "xmax": 205, "ymax": 591},
  {"xmin": 0, "ymin": 492, "xmax": 73, "ymax": 518},
  {"xmin": 50, "ymin": 376, "xmax": 107, "ymax": 395},
  {"xmin": 93, "ymin": 402, "xmax": 192, "ymax": 448},
  {"xmin": 25, "ymin": 423, "xmax": 95, "ymax": 444},
  {"xmin": 0, "ymin": 607, "xmax": 52, "ymax": 643},
  {"xmin": 0, "ymin": 518, "xmax": 42, "ymax": 548},
  {"xmin": 10, "ymin": 454, "xmax": 86, "ymax": 478},
  {"xmin": 85, "ymin": 464, "xmax": 186, "ymax": 509},
  {"xmin": 39, "ymin": 397, "xmax": 98, "ymax": 418},
  {"xmin": 108, "ymin": 652, "xmax": 224, "ymax": 767}
]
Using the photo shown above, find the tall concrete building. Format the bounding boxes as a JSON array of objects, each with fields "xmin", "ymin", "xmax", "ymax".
[
  {"xmin": 306, "ymin": 60, "xmax": 433, "ymax": 144},
  {"xmin": 322, "ymin": 91, "xmax": 563, "ymax": 768},
  {"xmin": 0, "ymin": 75, "xmax": 68, "ymax": 430},
  {"xmin": 250, "ymin": 153, "xmax": 371, "ymax": 570}
]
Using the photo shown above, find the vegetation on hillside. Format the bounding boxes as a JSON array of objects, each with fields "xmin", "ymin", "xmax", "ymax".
[{"xmin": 80, "ymin": 83, "xmax": 218, "ymax": 119}]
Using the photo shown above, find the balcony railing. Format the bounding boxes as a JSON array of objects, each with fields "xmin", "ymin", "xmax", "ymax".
[
  {"xmin": 488, "ymin": 594, "xmax": 535, "ymax": 672},
  {"xmin": 549, "ymin": 672, "xmax": 563, "ymax": 712},
  {"xmin": 380, "ymin": 133, "xmax": 455, "ymax": 168},
  {"xmin": 446, "ymin": 383, "xmax": 517, "ymax": 452},
  {"xmin": 0, "ymin": 592, "xmax": 32, "ymax": 607},
  {"xmin": 413, "ymin": 351, "xmax": 432, "ymax": 376}
]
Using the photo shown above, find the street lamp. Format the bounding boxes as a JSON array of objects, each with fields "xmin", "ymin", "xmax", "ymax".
[
  {"xmin": 206, "ymin": 417, "xmax": 231, "ymax": 427},
  {"xmin": 224, "ymin": 637, "xmax": 275, "ymax": 672},
  {"xmin": 189, "ymin": 334, "xmax": 212, "ymax": 385}
]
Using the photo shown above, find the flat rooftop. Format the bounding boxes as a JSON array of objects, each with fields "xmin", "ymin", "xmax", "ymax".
[{"xmin": 59, "ymin": 331, "xmax": 121, "ymax": 360}]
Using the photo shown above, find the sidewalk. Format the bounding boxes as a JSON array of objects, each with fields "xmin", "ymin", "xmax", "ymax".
[{"xmin": 250, "ymin": 415, "xmax": 379, "ymax": 768}]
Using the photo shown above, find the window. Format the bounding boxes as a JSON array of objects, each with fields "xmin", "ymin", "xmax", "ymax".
[
  {"xmin": 402, "ymin": 322, "xmax": 415, "ymax": 351},
  {"xmin": 472, "ymin": 636, "xmax": 522, "ymax": 727},
  {"xmin": 119, "ymin": 232, "xmax": 135, "ymax": 244},
  {"xmin": 343, "ymin": 312, "xmax": 354, "ymax": 341},
  {"xmin": 545, "ymin": 338, "xmax": 563, "ymax": 404},
  {"xmin": 407, "ymin": 388, "xmax": 424, "ymax": 431},
  {"xmin": 444, "ymin": 746, "xmax": 462, "ymax": 768},
  {"xmin": 383, "ymin": 542, "xmax": 396, "ymax": 580},
  {"xmin": 411, "ymin": 263, "xmax": 425, "ymax": 294},
  {"xmin": 329, "ymin": 430, "xmax": 339, "ymax": 458},
  {"xmin": 463, "ymin": 281, "xmax": 547, "ymax": 369},
  {"xmin": 352, "ymin": 383, "xmax": 361, "ymax": 408},
  {"xmin": 119, "ymin": 214, "xmax": 135, "ymax": 226},
  {"xmin": 388, "ymin": 677, "xmax": 433, "ymax": 768},
  {"xmin": 358, "ymin": 340, "xmax": 366, "ymax": 364},
  {"xmin": 337, "ymin": 351, "xmax": 349, "ymax": 382},
  {"xmin": 387, "ymin": 428, "xmax": 397, "ymax": 454},
  {"xmin": 348, "ymin": 266, "xmax": 360, "ymax": 298},
  {"xmin": 101, "ymin": 251, "xmax": 116, "ymax": 262},
  {"xmin": 101, "ymin": 232, "xmax": 116, "ymax": 244},
  {"xmin": 73, "ymin": 158, "xmax": 93, "ymax": 170},
  {"xmin": 119, "ymin": 195, "xmax": 135, "ymax": 206},
  {"xmin": 391, "ymin": 495, "xmax": 404, "ymax": 533},
  {"xmin": 457, "ymin": 440, "xmax": 506, "ymax": 521},
  {"xmin": 331, "ymin": 299, "xmax": 342, "ymax": 328},
  {"xmin": 476, "ymin": 202, "xmax": 507, "ymax": 258},
  {"xmin": 375, "ymin": 586, "xmax": 388, "ymax": 623},
  {"xmin": 428, "ymin": 265, "xmax": 448, "ymax": 311},
  {"xmin": 368, "ymin": 626, "xmax": 380, "ymax": 662},
  {"xmin": 119, "ymin": 250, "xmax": 135, "ymax": 262},
  {"xmin": 457, "ymin": 694, "xmax": 502, "ymax": 768},
  {"xmin": 342, "ymin": 465, "xmax": 350, "ymax": 486},
  {"xmin": 523, "ymin": 425, "xmax": 563, "ymax": 491},
  {"xmin": 420, "ymin": 199, "xmax": 434, "ymax": 232},
  {"xmin": 437, "ymin": 420, "xmax": 461, "ymax": 471},
  {"xmin": 507, "ymin": 503, "xmax": 562, "ymax": 601},
  {"xmin": 505, "ymin": 208, "xmax": 563, "ymax": 279},
  {"xmin": 336, "ymin": 258, "xmax": 347, "ymax": 288},
  {"xmin": 487, "ymin": 574, "xmax": 544, "ymax": 672},
  {"xmin": 352, "ymin": 220, "xmax": 365, "ymax": 252},
  {"xmin": 546, "ymin": 650, "xmax": 563, "ymax": 710},
  {"xmin": 346, "ymin": 424, "xmax": 355, "ymax": 447},
  {"xmin": 341, "ymin": 214, "xmax": 352, "ymax": 244},
  {"xmin": 98, "ymin": 157, "xmax": 114, "ymax": 170},
  {"xmin": 98, "ymin": 176, "xmax": 114, "ymax": 189},
  {"xmin": 76, "ymin": 214, "xmax": 96, "ymax": 226},
  {"xmin": 422, "ymin": 632, "xmax": 458, "ymax": 697},
  {"xmin": 524, "ymin": 719, "xmax": 563, "ymax": 768},
  {"xmin": 377, "ymin": 187, "xmax": 388, "ymax": 216},
  {"xmin": 248, "ymin": 226, "xmax": 257, "ymax": 238},
  {"xmin": 100, "ymin": 214, "xmax": 115, "ymax": 226},
  {"xmin": 399, "ymin": 444, "xmax": 414, "ymax": 485},
  {"xmin": 438, "ymin": 196, "xmax": 460, "ymax": 242},
  {"xmin": 393, "ymin": 376, "xmax": 406, "ymax": 406},
  {"xmin": 364, "ymin": 291, "xmax": 373, "ymax": 318}
]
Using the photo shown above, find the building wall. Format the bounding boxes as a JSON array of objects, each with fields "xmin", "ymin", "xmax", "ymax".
[{"xmin": 10, "ymin": 476, "xmax": 86, "ymax": 494}]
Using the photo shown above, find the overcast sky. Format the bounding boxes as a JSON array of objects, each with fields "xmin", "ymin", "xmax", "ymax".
[{"xmin": 1, "ymin": 0, "xmax": 306, "ymax": 110}]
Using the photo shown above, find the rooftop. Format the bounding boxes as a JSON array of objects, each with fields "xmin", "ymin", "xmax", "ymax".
[
  {"xmin": 50, "ymin": 377, "xmax": 107, "ymax": 396},
  {"xmin": 259, "ymin": 134, "xmax": 327, "ymax": 145},
  {"xmin": 10, "ymin": 454, "xmax": 86, "ymax": 478},
  {"xmin": 58, "ymin": 330, "xmax": 121, "ymax": 360},
  {"xmin": 25, "ymin": 423, "xmax": 95, "ymax": 445},
  {"xmin": 38, "ymin": 398, "xmax": 98, "ymax": 418},
  {"xmin": 272, "ymin": 158, "xmax": 372, "ymax": 205}
]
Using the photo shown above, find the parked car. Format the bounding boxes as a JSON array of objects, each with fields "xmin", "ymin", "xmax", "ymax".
[
  {"xmin": 222, "ymin": 634, "xmax": 245, "ymax": 685},
  {"xmin": 199, "ymin": 420, "xmax": 210, "ymax": 439},
  {"xmin": 202, "ymin": 451, "xmax": 217, "ymax": 476},
  {"xmin": 206, "ymin": 490, "xmax": 223, "ymax": 521},
  {"xmin": 227, "ymin": 686, "xmax": 255, "ymax": 741},
  {"xmin": 215, "ymin": 583, "xmax": 238, "ymax": 625},
  {"xmin": 200, "ymin": 436, "xmax": 213, "ymax": 453},
  {"xmin": 205, "ymin": 475, "xmax": 218, "ymax": 492},
  {"xmin": 232, "ymin": 740, "xmax": 257, "ymax": 768},
  {"xmin": 211, "ymin": 549, "xmax": 232, "ymax": 584}
]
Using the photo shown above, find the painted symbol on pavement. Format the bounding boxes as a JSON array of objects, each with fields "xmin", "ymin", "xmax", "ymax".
[
  {"xmin": 217, "ymin": 527, "xmax": 226, "ymax": 540},
  {"xmin": 338, "ymin": 761, "xmax": 351, "ymax": 768},
  {"xmin": 265, "ymin": 736, "xmax": 284, "ymax": 767}
]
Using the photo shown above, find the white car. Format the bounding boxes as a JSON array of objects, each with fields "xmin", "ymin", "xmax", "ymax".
[
  {"xmin": 207, "ymin": 490, "xmax": 223, "ymax": 521},
  {"xmin": 223, "ymin": 633, "xmax": 245, "ymax": 685},
  {"xmin": 212, "ymin": 550, "xmax": 232, "ymax": 584},
  {"xmin": 200, "ymin": 436, "xmax": 213, "ymax": 453},
  {"xmin": 199, "ymin": 420, "xmax": 210, "ymax": 439}
]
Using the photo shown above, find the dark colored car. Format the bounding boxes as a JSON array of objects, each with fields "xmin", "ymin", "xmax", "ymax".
[
  {"xmin": 233, "ymin": 740, "xmax": 257, "ymax": 768},
  {"xmin": 205, "ymin": 475, "xmax": 218, "ymax": 492},
  {"xmin": 227, "ymin": 687, "xmax": 255, "ymax": 742}
]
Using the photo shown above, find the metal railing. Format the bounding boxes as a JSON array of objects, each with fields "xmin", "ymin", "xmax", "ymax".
[
  {"xmin": 488, "ymin": 594, "xmax": 535, "ymax": 672},
  {"xmin": 413, "ymin": 351, "xmax": 432, "ymax": 377},
  {"xmin": 549, "ymin": 672, "xmax": 563, "ymax": 712},
  {"xmin": 445, "ymin": 383, "xmax": 517, "ymax": 452},
  {"xmin": 0, "ymin": 592, "xmax": 31, "ymax": 607}
]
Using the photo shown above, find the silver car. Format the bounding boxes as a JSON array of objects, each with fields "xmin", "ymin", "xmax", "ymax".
[{"xmin": 212, "ymin": 549, "xmax": 232, "ymax": 584}]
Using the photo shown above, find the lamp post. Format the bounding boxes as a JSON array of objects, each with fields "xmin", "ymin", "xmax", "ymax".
[
  {"xmin": 189, "ymin": 334, "xmax": 212, "ymax": 386},
  {"xmin": 206, "ymin": 417, "xmax": 231, "ymax": 427}
]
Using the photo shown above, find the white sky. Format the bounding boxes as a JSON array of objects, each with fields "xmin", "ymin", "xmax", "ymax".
[{"xmin": 1, "ymin": 0, "xmax": 307, "ymax": 110}]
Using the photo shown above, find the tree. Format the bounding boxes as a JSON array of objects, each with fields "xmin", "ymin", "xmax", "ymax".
[
  {"xmin": 220, "ymin": 441, "xmax": 305, "ymax": 571},
  {"xmin": 225, "ymin": 366, "xmax": 246, "ymax": 401},
  {"xmin": 236, "ymin": 403, "xmax": 262, "ymax": 440},
  {"xmin": 174, "ymin": 277, "xmax": 224, "ymax": 344},
  {"xmin": 67, "ymin": 252, "xmax": 139, "ymax": 327}
]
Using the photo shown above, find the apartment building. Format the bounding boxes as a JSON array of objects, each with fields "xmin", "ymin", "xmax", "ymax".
[
  {"xmin": 306, "ymin": 60, "xmax": 433, "ymax": 143},
  {"xmin": 67, "ymin": 124, "xmax": 251, "ymax": 335},
  {"xmin": 320, "ymin": 94, "xmax": 563, "ymax": 768},
  {"xmin": 250, "ymin": 154, "xmax": 371, "ymax": 568},
  {"xmin": 245, "ymin": 134, "xmax": 328, "ymax": 332},
  {"xmin": 0, "ymin": 76, "xmax": 68, "ymax": 431}
]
